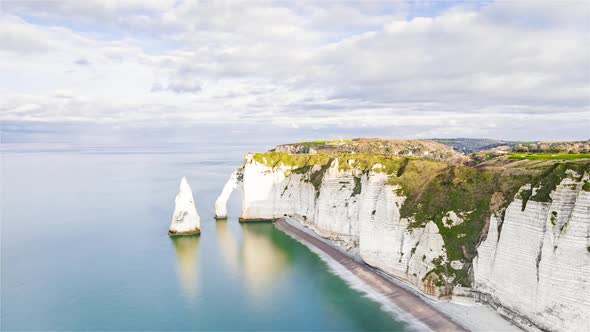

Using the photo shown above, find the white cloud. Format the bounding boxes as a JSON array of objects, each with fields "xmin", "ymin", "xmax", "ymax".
[{"xmin": 0, "ymin": 0, "xmax": 588, "ymax": 139}]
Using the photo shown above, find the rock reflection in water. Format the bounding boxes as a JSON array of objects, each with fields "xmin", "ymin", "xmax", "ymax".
[
  {"xmin": 216, "ymin": 221, "xmax": 289, "ymax": 295},
  {"xmin": 215, "ymin": 219, "xmax": 240, "ymax": 271},
  {"xmin": 240, "ymin": 223, "xmax": 288, "ymax": 294},
  {"xmin": 170, "ymin": 235, "xmax": 201, "ymax": 298}
]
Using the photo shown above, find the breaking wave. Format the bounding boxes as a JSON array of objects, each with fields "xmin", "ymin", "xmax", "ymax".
[{"xmin": 279, "ymin": 224, "xmax": 432, "ymax": 332}]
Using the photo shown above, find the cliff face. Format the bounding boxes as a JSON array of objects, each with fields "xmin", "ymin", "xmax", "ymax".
[
  {"xmin": 216, "ymin": 151, "xmax": 590, "ymax": 331},
  {"xmin": 219, "ymin": 154, "xmax": 468, "ymax": 296},
  {"xmin": 473, "ymin": 170, "xmax": 590, "ymax": 331}
]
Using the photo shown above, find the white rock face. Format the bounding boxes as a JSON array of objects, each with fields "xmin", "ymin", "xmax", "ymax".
[
  {"xmin": 233, "ymin": 155, "xmax": 448, "ymax": 295},
  {"xmin": 215, "ymin": 169, "xmax": 243, "ymax": 219},
  {"xmin": 357, "ymin": 178, "xmax": 447, "ymax": 296},
  {"xmin": 473, "ymin": 172, "xmax": 590, "ymax": 332},
  {"xmin": 169, "ymin": 177, "xmax": 201, "ymax": 235},
  {"xmin": 442, "ymin": 211, "xmax": 465, "ymax": 228},
  {"xmin": 219, "ymin": 154, "xmax": 590, "ymax": 331}
]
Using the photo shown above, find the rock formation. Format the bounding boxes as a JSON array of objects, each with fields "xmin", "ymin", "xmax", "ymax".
[
  {"xmin": 473, "ymin": 170, "xmax": 590, "ymax": 331},
  {"xmin": 169, "ymin": 177, "xmax": 201, "ymax": 236},
  {"xmin": 215, "ymin": 169, "xmax": 243, "ymax": 219},
  {"xmin": 216, "ymin": 145, "xmax": 590, "ymax": 332}
]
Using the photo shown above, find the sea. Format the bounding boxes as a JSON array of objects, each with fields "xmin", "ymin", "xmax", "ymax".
[{"xmin": 1, "ymin": 137, "xmax": 412, "ymax": 331}]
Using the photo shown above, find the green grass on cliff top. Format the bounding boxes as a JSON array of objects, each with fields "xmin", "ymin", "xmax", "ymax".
[
  {"xmin": 252, "ymin": 152, "xmax": 332, "ymax": 169},
  {"xmin": 296, "ymin": 139, "xmax": 352, "ymax": 146},
  {"xmin": 252, "ymin": 152, "xmax": 405, "ymax": 174},
  {"xmin": 509, "ymin": 153, "xmax": 590, "ymax": 160}
]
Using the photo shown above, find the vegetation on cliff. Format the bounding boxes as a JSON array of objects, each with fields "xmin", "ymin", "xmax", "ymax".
[
  {"xmin": 252, "ymin": 151, "xmax": 407, "ymax": 174},
  {"xmin": 519, "ymin": 162, "xmax": 590, "ymax": 209},
  {"xmin": 387, "ymin": 158, "xmax": 588, "ymax": 287},
  {"xmin": 511, "ymin": 141, "xmax": 590, "ymax": 154},
  {"xmin": 432, "ymin": 138, "xmax": 590, "ymax": 154},
  {"xmin": 252, "ymin": 152, "xmax": 332, "ymax": 170},
  {"xmin": 276, "ymin": 138, "xmax": 590, "ymax": 160},
  {"xmin": 391, "ymin": 161, "xmax": 533, "ymax": 287},
  {"xmin": 509, "ymin": 153, "xmax": 590, "ymax": 160},
  {"xmin": 252, "ymin": 152, "xmax": 405, "ymax": 198},
  {"xmin": 250, "ymin": 140, "xmax": 590, "ymax": 291}
]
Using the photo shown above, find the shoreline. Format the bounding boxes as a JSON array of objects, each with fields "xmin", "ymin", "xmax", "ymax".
[
  {"xmin": 275, "ymin": 217, "xmax": 468, "ymax": 332},
  {"xmin": 276, "ymin": 216, "xmax": 521, "ymax": 332}
]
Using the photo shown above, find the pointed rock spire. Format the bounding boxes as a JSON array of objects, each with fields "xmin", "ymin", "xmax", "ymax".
[{"xmin": 169, "ymin": 177, "xmax": 201, "ymax": 236}]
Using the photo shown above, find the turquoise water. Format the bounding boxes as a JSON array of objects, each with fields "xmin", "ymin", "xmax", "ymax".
[{"xmin": 1, "ymin": 143, "xmax": 411, "ymax": 331}]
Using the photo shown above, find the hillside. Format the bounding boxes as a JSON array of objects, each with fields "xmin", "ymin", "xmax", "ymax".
[
  {"xmin": 272, "ymin": 138, "xmax": 465, "ymax": 164},
  {"xmin": 272, "ymin": 138, "xmax": 590, "ymax": 165},
  {"xmin": 431, "ymin": 138, "xmax": 511, "ymax": 154},
  {"xmin": 431, "ymin": 138, "xmax": 590, "ymax": 154}
]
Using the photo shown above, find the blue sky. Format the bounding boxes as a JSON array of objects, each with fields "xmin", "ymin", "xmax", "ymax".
[{"xmin": 1, "ymin": 0, "xmax": 589, "ymax": 142}]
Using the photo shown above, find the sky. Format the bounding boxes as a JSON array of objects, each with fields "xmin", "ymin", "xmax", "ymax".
[{"xmin": 0, "ymin": 0, "xmax": 589, "ymax": 143}]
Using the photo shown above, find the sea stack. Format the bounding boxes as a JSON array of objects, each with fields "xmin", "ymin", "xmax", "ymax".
[{"xmin": 168, "ymin": 177, "xmax": 201, "ymax": 236}]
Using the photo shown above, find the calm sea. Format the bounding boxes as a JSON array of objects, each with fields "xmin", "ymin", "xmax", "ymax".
[{"xmin": 1, "ymin": 141, "xmax": 411, "ymax": 331}]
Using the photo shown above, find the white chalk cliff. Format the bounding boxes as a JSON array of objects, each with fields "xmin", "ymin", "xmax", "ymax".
[
  {"xmin": 169, "ymin": 177, "xmax": 201, "ymax": 236},
  {"xmin": 216, "ymin": 152, "xmax": 590, "ymax": 331},
  {"xmin": 473, "ymin": 171, "xmax": 590, "ymax": 331},
  {"xmin": 218, "ymin": 155, "xmax": 450, "ymax": 296},
  {"xmin": 215, "ymin": 169, "xmax": 243, "ymax": 219}
]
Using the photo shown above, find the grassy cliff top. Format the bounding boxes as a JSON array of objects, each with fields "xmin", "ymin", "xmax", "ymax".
[{"xmin": 252, "ymin": 152, "xmax": 406, "ymax": 174}]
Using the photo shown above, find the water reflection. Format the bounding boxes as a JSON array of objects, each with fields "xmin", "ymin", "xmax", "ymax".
[
  {"xmin": 240, "ymin": 223, "xmax": 289, "ymax": 293},
  {"xmin": 215, "ymin": 219, "xmax": 240, "ymax": 271},
  {"xmin": 215, "ymin": 221, "xmax": 289, "ymax": 296},
  {"xmin": 170, "ymin": 236, "xmax": 201, "ymax": 298}
]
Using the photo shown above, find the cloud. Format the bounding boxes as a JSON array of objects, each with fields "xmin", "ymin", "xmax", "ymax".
[
  {"xmin": 0, "ymin": 0, "xmax": 588, "ymax": 140},
  {"xmin": 151, "ymin": 80, "xmax": 202, "ymax": 94},
  {"xmin": 74, "ymin": 58, "xmax": 91, "ymax": 66},
  {"xmin": 0, "ymin": 15, "xmax": 51, "ymax": 54}
]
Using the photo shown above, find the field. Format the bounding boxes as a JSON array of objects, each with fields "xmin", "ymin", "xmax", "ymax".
[{"xmin": 508, "ymin": 154, "xmax": 590, "ymax": 160}]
